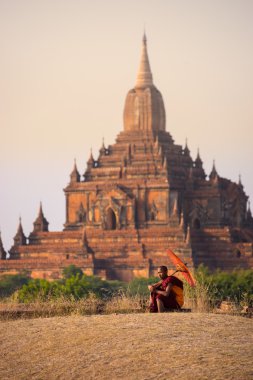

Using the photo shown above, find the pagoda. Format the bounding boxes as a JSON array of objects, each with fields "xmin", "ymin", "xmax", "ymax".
[{"xmin": 1, "ymin": 35, "xmax": 253, "ymax": 281}]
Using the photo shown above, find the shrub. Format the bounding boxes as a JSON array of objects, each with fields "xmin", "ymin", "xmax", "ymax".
[
  {"xmin": 62, "ymin": 265, "xmax": 83, "ymax": 279},
  {"xmin": 127, "ymin": 276, "xmax": 159, "ymax": 296},
  {"xmin": 195, "ymin": 265, "xmax": 253, "ymax": 303}
]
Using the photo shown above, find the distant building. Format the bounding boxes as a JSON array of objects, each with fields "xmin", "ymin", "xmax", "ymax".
[{"xmin": 1, "ymin": 35, "xmax": 253, "ymax": 280}]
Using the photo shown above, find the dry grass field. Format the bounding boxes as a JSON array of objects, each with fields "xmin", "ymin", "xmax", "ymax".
[{"xmin": 0, "ymin": 313, "xmax": 252, "ymax": 380}]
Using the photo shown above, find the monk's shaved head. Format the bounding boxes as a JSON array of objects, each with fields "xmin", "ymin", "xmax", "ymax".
[
  {"xmin": 157, "ymin": 266, "xmax": 168, "ymax": 279},
  {"xmin": 158, "ymin": 265, "xmax": 168, "ymax": 273}
]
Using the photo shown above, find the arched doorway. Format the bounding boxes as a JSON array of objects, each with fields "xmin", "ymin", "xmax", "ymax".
[
  {"xmin": 150, "ymin": 212, "xmax": 155, "ymax": 221},
  {"xmin": 106, "ymin": 208, "xmax": 117, "ymax": 230},
  {"xmin": 236, "ymin": 249, "xmax": 241, "ymax": 258}
]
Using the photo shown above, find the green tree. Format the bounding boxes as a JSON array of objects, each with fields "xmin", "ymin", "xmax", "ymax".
[{"xmin": 0, "ymin": 274, "xmax": 30, "ymax": 298}]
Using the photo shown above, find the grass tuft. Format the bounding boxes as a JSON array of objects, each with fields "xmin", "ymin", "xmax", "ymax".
[{"xmin": 104, "ymin": 292, "xmax": 146, "ymax": 314}]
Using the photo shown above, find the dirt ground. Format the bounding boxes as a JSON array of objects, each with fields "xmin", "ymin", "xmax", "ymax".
[{"xmin": 0, "ymin": 313, "xmax": 252, "ymax": 380}]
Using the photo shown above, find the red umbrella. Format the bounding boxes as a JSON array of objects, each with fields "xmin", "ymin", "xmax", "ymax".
[{"xmin": 167, "ymin": 249, "xmax": 196, "ymax": 287}]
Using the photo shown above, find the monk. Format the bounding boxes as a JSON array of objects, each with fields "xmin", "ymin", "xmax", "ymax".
[{"xmin": 148, "ymin": 265, "xmax": 184, "ymax": 312}]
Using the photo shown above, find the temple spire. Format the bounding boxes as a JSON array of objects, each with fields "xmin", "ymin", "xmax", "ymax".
[
  {"xmin": 13, "ymin": 217, "xmax": 26, "ymax": 246},
  {"xmin": 238, "ymin": 174, "xmax": 243, "ymax": 187},
  {"xmin": 184, "ymin": 138, "xmax": 190, "ymax": 156},
  {"xmin": 88, "ymin": 149, "xmax": 94, "ymax": 162},
  {"xmin": 194, "ymin": 148, "xmax": 206, "ymax": 179},
  {"xmin": 135, "ymin": 33, "xmax": 153, "ymax": 88},
  {"xmin": 33, "ymin": 203, "xmax": 49, "ymax": 233},
  {"xmin": 0, "ymin": 230, "xmax": 7, "ymax": 260},
  {"xmin": 195, "ymin": 148, "xmax": 203, "ymax": 168},
  {"xmin": 99, "ymin": 137, "xmax": 106, "ymax": 156},
  {"xmin": 209, "ymin": 160, "xmax": 218, "ymax": 180},
  {"xmin": 87, "ymin": 148, "xmax": 95, "ymax": 170},
  {"xmin": 38, "ymin": 202, "xmax": 43, "ymax": 217},
  {"xmin": 70, "ymin": 159, "xmax": 80, "ymax": 183}
]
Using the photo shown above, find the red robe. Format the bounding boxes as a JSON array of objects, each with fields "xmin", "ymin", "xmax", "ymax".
[{"xmin": 150, "ymin": 275, "xmax": 184, "ymax": 312}]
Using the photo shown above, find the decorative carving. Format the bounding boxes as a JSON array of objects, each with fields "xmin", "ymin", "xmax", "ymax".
[
  {"xmin": 189, "ymin": 201, "xmax": 209, "ymax": 227},
  {"xmin": 222, "ymin": 199, "xmax": 233, "ymax": 220},
  {"xmin": 76, "ymin": 203, "xmax": 86, "ymax": 223}
]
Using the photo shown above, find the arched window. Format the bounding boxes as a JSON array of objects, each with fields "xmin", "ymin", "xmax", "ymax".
[
  {"xmin": 106, "ymin": 208, "xmax": 117, "ymax": 230},
  {"xmin": 193, "ymin": 218, "xmax": 201, "ymax": 229}
]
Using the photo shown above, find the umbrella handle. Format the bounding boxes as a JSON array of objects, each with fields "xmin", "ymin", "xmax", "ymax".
[
  {"xmin": 170, "ymin": 269, "xmax": 180, "ymax": 276},
  {"xmin": 170, "ymin": 269, "xmax": 187, "ymax": 276}
]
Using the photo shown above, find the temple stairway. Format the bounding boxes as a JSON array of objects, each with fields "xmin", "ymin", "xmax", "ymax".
[{"xmin": 85, "ymin": 226, "xmax": 193, "ymax": 280}]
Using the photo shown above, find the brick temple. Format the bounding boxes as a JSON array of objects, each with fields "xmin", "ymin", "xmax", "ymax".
[{"xmin": 1, "ymin": 35, "xmax": 253, "ymax": 281}]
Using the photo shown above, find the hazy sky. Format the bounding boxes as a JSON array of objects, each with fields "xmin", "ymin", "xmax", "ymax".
[{"xmin": 1, "ymin": 0, "xmax": 253, "ymax": 250}]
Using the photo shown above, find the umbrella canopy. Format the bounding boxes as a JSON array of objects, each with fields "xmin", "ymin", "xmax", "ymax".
[{"xmin": 167, "ymin": 249, "xmax": 196, "ymax": 287}]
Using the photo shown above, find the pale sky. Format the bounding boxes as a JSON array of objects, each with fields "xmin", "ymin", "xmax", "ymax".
[{"xmin": 1, "ymin": 0, "xmax": 253, "ymax": 250}]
